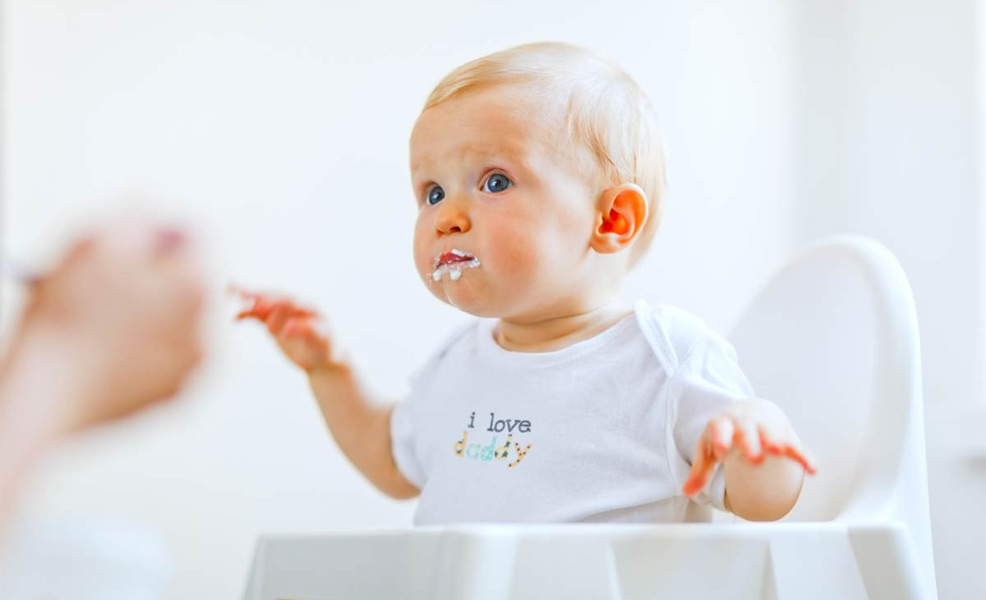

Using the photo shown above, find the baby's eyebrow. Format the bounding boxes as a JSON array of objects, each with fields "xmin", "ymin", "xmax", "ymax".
[
  {"xmin": 464, "ymin": 146, "xmax": 525, "ymax": 165},
  {"xmin": 412, "ymin": 147, "xmax": 528, "ymax": 178}
]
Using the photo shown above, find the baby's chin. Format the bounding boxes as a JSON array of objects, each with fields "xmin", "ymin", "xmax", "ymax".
[{"xmin": 421, "ymin": 269, "xmax": 503, "ymax": 317}]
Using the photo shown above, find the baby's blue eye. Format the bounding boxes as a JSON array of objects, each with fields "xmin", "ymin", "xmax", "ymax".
[
  {"xmin": 427, "ymin": 186, "xmax": 445, "ymax": 206},
  {"xmin": 483, "ymin": 173, "xmax": 512, "ymax": 194}
]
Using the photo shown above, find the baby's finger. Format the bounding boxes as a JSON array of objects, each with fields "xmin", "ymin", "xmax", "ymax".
[
  {"xmin": 289, "ymin": 306, "xmax": 318, "ymax": 319},
  {"xmin": 282, "ymin": 316, "xmax": 313, "ymax": 336},
  {"xmin": 682, "ymin": 474, "xmax": 709, "ymax": 497},
  {"xmin": 259, "ymin": 299, "xmax": 317, "ymax": 320},
  {"xmin": 709, "ymin": 417, "xmax": 734, "ymax": 461},
  {"xmin": 283, "ymin": 318, "xmax": 302, "ymax": 337},
  {"xmin": 758, "ymin": 426, "xmax": 818, "ymax": 475},
  {"xmin": 780, "ymin": 444, "xmax": 818, "ymax": 475},
  {"xmin": 285, "ymin": 317, "xmax": 332, "ymax": 340},
  {"xmin": 242, "ymin": 298, "xmax": 274, "ymax": 320},
  {"xmin": 683, "ymin": 434, "xmax": 718, "ymax": 496},
  {"xmin": 757, "ymin": 422, "xmax": 786, "ymax": 454},
  {"xmin": 734, "ymin": 418, "xmax": 763, "ymax": 463},
  {"xmin": 242, "ymin": 298, "xmax": 312, "ymax": 321},
  {"xmin": 266, "ymin": 303, "xmax": 294, "ymax": 336},
  {"xmin": 235, "ymin": 306, "xmax": 266, "ymax": 321},
  {"xmin": 683, "ymin": 458, "xmax": 711, "ymax": 496}
]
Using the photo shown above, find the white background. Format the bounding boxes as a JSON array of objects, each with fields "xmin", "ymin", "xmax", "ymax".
[{"xmin": 1, "ymin": 1, "xmax": 983, "ymax": 598}]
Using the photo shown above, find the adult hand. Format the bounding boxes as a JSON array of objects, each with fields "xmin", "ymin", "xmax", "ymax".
[{"xmin": 11, "ymin": 223, "xmax": 206, "ymax": 433}]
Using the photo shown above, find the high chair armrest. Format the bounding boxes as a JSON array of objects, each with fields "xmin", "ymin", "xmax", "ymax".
[{"xmin": 243, "ymin": 522, "xmax": 925, "ymax": 600}]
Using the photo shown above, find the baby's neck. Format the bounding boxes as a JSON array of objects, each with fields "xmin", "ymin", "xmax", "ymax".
[{"xmin": 492, "ymin": 299, "xmax": 633, "ymax": 353}]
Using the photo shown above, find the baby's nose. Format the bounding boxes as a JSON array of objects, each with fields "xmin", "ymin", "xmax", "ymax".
[{"xmin": 436, "ymin": 199, "xmax": 471, "ymax": 234}]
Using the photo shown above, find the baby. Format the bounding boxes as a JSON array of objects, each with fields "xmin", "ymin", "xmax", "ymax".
[{"xmin": 235, "ymin": 42, "xmax": 816, "ymax": 524}]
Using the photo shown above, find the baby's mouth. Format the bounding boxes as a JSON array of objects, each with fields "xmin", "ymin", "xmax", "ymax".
[
  {"xmin": 435, "ymin": 248, "xmax": 475, "ymax": 267},
  {"xmin": 432, "ymin": 249, "xmax": 481, "ymax": 282}
]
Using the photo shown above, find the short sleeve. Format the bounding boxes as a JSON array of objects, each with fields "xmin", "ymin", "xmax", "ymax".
[
  {"xmin": 388, "ymin": 319, "xmax": 478, "ymax": 491},
  {"xmin": 390, "ymin": 398, "xmax": 426, "ymax": 489},
  {"xmin": 667, "ymin": 336, "xmax": 755, "ymax": 511},
  {"xmin": 389, "ymin": 364, "xmax": 431, "ymax": 490}
]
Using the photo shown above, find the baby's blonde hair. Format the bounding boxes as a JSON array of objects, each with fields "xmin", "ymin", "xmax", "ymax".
[{"xmin": 422, "ymin": 42, "xmax": 667, "ymax": 268}]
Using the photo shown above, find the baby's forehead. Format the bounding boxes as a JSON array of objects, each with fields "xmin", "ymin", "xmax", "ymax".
[{"xmin": 410, "ymin": 85, "xmax": 573, "ymax": 172}]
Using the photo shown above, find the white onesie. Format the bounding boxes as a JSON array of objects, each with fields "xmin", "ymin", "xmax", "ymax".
[{"xmin": 390, "ymin": 299, "xmax": 755, "ymax": 525}]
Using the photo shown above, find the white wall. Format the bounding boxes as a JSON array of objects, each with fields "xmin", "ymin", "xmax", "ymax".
[{"xmin": 1, "ymin": 1, "xmax": 799, "ymax": 597}]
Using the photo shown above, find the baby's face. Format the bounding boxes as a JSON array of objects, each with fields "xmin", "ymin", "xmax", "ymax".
[{"xmin": 410, "ymin": 85, "xmax": 600, "ymax": 319}]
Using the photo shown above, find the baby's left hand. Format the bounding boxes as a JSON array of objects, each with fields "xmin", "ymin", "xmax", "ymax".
[{"xmin": 682, "ymin": 399, "xmax": 817, "ymax": 497}]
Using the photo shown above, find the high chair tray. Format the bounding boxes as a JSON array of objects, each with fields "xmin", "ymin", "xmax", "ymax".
[{"xmin": 243, "ymin": 522, "xmax": 924, "ymax": 600}]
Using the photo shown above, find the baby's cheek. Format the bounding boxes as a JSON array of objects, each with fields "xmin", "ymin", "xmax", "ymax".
[
  {"xmin": 508, "ymin": 222, "xmax": 589, "ymax": 296},
  {"xmin": 411, "ymin": 224, "xmax": 433, "ymax": 276},
  {"xmin": 488, "ymin": 230, "xmax": 545, "ymax": 288}
]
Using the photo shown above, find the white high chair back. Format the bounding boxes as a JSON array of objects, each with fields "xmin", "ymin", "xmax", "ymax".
[{"xmin": 728, "ymin": 235, "xmax": 937, "ymax": 598}]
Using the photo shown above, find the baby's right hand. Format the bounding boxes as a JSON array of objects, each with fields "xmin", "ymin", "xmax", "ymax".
[{"xmin": 232, "ymin": 286, "xmax": 342, "ymax": 373}]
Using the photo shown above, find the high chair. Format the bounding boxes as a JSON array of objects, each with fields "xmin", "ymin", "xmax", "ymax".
[{"xmin": 243, "ymin": 235, "xmax": 937, "ymax": 600}]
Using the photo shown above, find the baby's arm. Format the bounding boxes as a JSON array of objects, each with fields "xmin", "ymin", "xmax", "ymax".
[
  {"xmin": 682, "ymin": 399, "xmax": 816, "ymax": 521},
  {"xmin": 234, "ymin": 288, "xmax": 419, "ymax": 500}
]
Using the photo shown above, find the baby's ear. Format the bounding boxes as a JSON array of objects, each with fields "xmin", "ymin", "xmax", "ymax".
[{"xmin": 590, "ymin": 183, "xmax": 648, "ymax": 255}]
